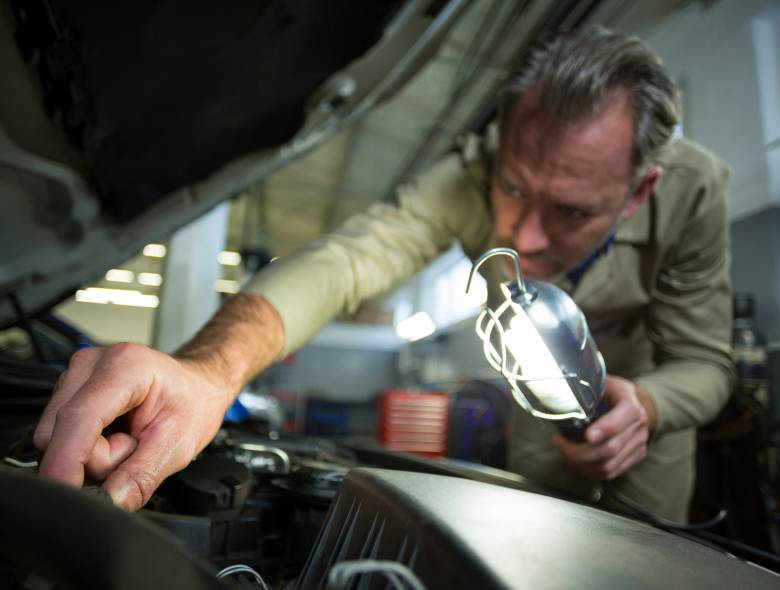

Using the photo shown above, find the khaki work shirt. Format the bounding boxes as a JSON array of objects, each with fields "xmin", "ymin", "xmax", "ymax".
[{"xmin": 246, "ymin": 135, "xmax": 733, "ymax": 521}]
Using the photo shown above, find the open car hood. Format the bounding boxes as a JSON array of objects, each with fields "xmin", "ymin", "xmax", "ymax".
[{"xmin": 0, "ymin": 0, "xmax": 471, "ymax": 326}]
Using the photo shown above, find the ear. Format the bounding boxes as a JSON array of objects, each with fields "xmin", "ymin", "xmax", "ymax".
[{"xmin": 623, "ymin": 166, "xmax": 661, "ymax": 220}]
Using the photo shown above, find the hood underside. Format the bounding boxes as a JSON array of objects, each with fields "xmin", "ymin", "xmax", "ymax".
[{"xmin": 0, "ymin": 0, "xmax": 472, "ymax": 326}]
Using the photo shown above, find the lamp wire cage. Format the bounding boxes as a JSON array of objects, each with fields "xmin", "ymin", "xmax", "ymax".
[{"xmin": 466, "ymin": 248, "xmax": 598, "ymax": 422}]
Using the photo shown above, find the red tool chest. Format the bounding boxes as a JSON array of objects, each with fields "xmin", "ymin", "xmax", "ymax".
[{"xmin": 377, "ymin": 390, "xmax": 449, "ymax": 458}]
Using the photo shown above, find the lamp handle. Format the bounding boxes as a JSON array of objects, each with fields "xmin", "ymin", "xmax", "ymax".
[
  {"xmin": 466, "ymin": 247, "xmax": 526, "ymax": 295},
  {"xmin": 556, "ymin": 398, "xmax": 611, "ymax": 442}
]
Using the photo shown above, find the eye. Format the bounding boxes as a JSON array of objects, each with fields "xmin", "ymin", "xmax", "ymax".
[
  {"xmin": 497, "ymin": 178, "xmax": 524, "ymax": 200},
  {"xmin": 557, "ymin": 204, "xmax": 590, "ymax": 221}
]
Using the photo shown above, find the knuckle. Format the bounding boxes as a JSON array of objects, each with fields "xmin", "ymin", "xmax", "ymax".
[
  {"xmin": 55, "ymin": 403, "xmax": 84, "ymax": 423},
  {"xmin": 55, "ymin": 404, "xmax": 101, "ymax": 431},
  {"xmin": 69, "ymin": 347, "xmax": 99, "ymax": 369},
  {"xmin": 127, "ymin": 468, "xmax": 159, "ymax": 507},
  {"xmin": 106, "ymin": 342, "xmax": 144, "ymax": 361}
]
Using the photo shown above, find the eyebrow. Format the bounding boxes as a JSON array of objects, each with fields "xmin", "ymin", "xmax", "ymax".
[{"xmin": 496, "ymin": 172, "xmax": 607, "ymax": 214}]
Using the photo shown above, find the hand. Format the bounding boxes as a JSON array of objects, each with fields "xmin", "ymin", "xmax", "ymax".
[
  {"xmin": 552, "ymin": 375, "xmax": 656, "ymax": 481},
  {"xmin": 33, "ymin": 343, "xmax": 234, "ymax": 510}
]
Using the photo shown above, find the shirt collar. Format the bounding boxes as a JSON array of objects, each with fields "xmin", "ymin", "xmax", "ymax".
[
  {"xmin": 615, "ymin": 193, "xmax": 653, "ymax": 244},
  {"xmin": 566, "ymin": 232, "xmax": 616, "ymax": 286}
]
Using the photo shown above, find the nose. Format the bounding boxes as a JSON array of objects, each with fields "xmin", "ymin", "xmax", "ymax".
[{"xmin": 513, "ymin": 205, "xmax": 550, "ymax": 255}]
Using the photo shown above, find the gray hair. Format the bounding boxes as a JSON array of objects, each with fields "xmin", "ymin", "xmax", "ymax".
[{"xmin": 499, "ymin": 26, "xmax": 680, "ymax": 175}]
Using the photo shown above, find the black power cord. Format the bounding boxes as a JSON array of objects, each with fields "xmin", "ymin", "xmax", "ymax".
[
  {"xmin": 604, "ymin": 483, "xmax": 780, "ymax": 574},
  {"xmin": 604, "ymin": 483, "xmax": 727, "ymax": 532}
]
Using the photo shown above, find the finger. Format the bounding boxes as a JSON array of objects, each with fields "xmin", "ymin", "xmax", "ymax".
[
  {"xmin": 38, "ymin": 410, "xmax": 102, "ymax": 487},
  {"xmin": 552, "ymin": 437, "xmax": 609, "ymax": 483},
  {"xmin": 85, "ymin": 432, "xmax": 139, "ymax": 481},
  {"xmin": 102, "ymin": 422, "xmax": 189, "ymax": 510},
  {"xmin": 605, "ymin": 445, "xmax": 648, "ymax": 480},
  {"xmin": 552, "ymin": 435, "xmax": 595, "ymax": 461},
  {"xmin": 34, "ymin": 347, "xmax": 102, "ymax": 449},
  {"xmin": 579, "ymin": 421, "xmax": 644, "ymax": 463},
  {"xmin": 37, "ymin": 362, "xmax": 151, "ymax": 487},
  {"xmin": 586, "ymin": 394, "xmax": 643, "ymax": 443},
  {"xmin": 602, "ymin": 425, "xmax": 648, "ymax": 477}
]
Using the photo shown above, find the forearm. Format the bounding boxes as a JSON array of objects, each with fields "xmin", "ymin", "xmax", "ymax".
[{"xmin": 174, "ymin": 293, "xmax": 285, "ymax": 403}]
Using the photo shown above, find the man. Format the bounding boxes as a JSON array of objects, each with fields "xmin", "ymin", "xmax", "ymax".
[{"xmin": 33, "ymin": 27, "xmax": 732, "ymax": 521}]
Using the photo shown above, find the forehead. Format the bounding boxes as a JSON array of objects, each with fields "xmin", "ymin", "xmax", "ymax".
[{"xmin": 498, "ymin": 90, "xmax": 635, "ymax": 198}]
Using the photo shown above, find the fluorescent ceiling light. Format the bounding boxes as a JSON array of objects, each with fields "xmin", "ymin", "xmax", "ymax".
[
  {"xmin": 75, "ymin": 287, "xmax": 159, "ymax": 308},
  {"xmin": 143, "ymin": 243, "xmax": 167, "ymax": 258},
  {"xmin": 215, "ymin": 279, "xmax": 240, "ymax": 294},
  {"xmin": 105, "ymin": 269, "xmax": 134, "ymax": 283},
  {"xmin": 138, "ymin": 272, "xmax": 163, "ymax": 287},
  {"xmin": 218, "ymin": 251, "xmax": 242, "ymax": 266},
  {"xmin": 395, "ymin": 311, "xmax": 436, "ymax": 342}
]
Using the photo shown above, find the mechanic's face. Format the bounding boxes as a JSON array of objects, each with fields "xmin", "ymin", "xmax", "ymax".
[{"xmin": 491, "ymin": 90, "xmax": 655, "ymax": 280}]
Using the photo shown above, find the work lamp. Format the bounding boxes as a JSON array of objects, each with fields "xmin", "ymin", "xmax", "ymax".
[{"xmin": 466, "ymin": 248, "xmax": 607, "ymax": 439}]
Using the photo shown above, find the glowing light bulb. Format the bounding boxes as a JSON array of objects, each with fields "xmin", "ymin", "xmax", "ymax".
[{"xmin": 504, "ymin": 310, "xmax": 580, "ymax": 414}]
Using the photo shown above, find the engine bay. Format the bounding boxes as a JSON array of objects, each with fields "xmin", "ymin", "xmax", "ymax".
[{"xmin": 2, "ymin": 359, "xmax": 780, "ymax": 589}]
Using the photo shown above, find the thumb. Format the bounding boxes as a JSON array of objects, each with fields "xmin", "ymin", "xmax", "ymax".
[
  {"xmin": 587, "ymin": 379, "xmax": 637, "ymax": 441},
  {"xmin": 101, "ymin": 429, "xmax": 188, "ymax": 511}
]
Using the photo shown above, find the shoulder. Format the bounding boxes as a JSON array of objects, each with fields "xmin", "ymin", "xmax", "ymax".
[
  {"xmin": 397, "ymin": 137, "xmax": 490, "ymax": 219},
  {"xmin": 411, "ymin": 130, "xmax": 493, "ymax": 197},
  {"xmin": 653, "ymin": 137, "xmax": 731, "ymax": 226},
  {"xmin": 656, "ymin": 137, "xmax": 731, "ymax": 195},
  {"xmin": 651, "ymin": 139, "xmax": 730, "ymax": 258},
  {"xmin": 409, "ymin": 151, "xmax": 473, "ymax": 194},
  {"xmin": 393, "ymin": 137, "xmax": 493, "ymax": 254}
]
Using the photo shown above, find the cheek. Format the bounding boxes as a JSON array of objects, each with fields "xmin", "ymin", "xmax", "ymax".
[{"xmin": 555, "ymin": 219, "xmax": 612, "ymax": 257}]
